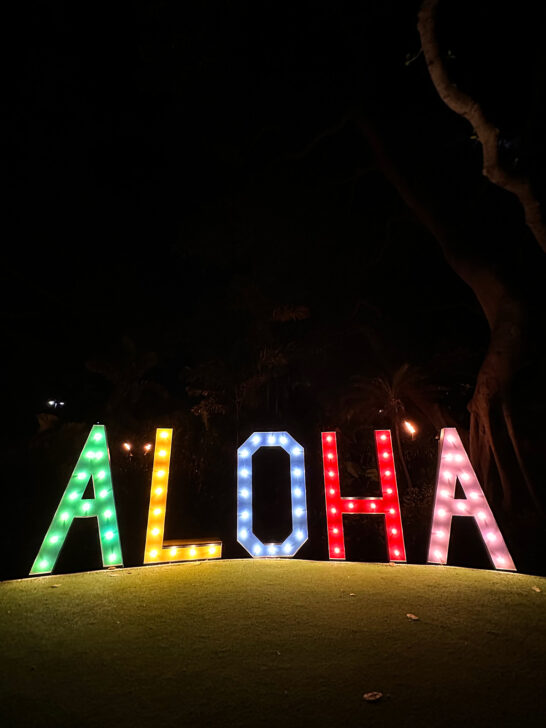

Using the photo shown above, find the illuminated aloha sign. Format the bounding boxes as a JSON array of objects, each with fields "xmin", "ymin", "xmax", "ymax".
[{"xmin": 28, "ymin": 426, "xmax": 516, "ymax": 576}]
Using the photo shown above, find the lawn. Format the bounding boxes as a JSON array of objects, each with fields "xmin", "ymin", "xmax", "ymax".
[{"xmin": 1, "ymin": 560, "xmax": 544, "ymax": 727}]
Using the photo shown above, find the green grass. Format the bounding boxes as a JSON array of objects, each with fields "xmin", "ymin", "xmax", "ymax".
[{"xmin": 1, "ymin": 560, "xmax": 545, "ymax": 728}]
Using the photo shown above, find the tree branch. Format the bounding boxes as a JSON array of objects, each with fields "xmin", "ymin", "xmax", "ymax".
[{"xmin": 418, "ymin": 0, "xmax": 546, "ymax": 253}]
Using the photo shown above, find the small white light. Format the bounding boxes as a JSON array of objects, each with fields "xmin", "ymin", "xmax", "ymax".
[
  {"xmin": 279, "ymin": 436, "xmax": 288, "ymax": 445},
  {"xmin": 469, "ymin": 491, "xmax": 478, "ymax": 500},
  {"xmin": 69, "ymin": 492, "xmax": 78, "ymax": 501},
  {"xmin": 295, "ymin": 507, "xmax": 304, "ymax": 517},
  {"xmin": 97, "ymin": 470, "xmax": 106, "ymax": 480},
  {"xmin": 333, "ymin": 527, "xmax": 339, "ymax": 534},
  {"xmin": 386, "ymin": 488, "xmax": 393, "ymax": 494},
  {"xmin": 384, "ymin": 470, "xmax": 391, "ymax": 477},
  {"xmin": 292, "ymin": 447, "xmax": 301, "ymax": 455},
  {"xmin": 434, "ymin": 549, "xmax": 443, "ymax": 559},
  {"xmin": 455, "ymin": 454, "xmax": 464, "ymax": 462},
  {"xmin": 326, "ymin": 435, "xmax": 333, "ymax": 442},
  {"xmin": 329, "ymin": 488, "xmax": 335, "ymax": 495},
  {"xmin": 240, "ymin": 468, "xmax": 249, "ymax": 478},
  {"xmin": 380, "ymin": 434, "xmax": 387, "ymax": 441},
  {"xmin": 240, "ymin": 448, "xmax": 249, "ymax": 458},
  {"xmin": 268, "ymin": 545, "xmax": 276, "ymax": 554},
  {"xmin": 252, "ymin": 435, "xmax": 261, "ymax": 445},
  {"xmin": 478, "ymin": 511, "xmax": 486, "ymax": 520},
  {"xmin": 394, "ymin": 549, "xmax": 400, "ymax": 557},
  {"xmin": 294, "ymin": 487, "xmax": 302, "ymax": 497},
  {"xmin": 283, "ymin": 543, "xmax": 292, "ymax": 553},
  {"xmin": 487, "ymin": 533, "xmax": 496, "ymax": 542},
  {"xmin": 457, "ymin": 502, "xmax": 466, "ymax": 512},
  {"xmin": 389, "ymin": 508, "xmax": 395, "ymax": 514},
  {"xmin": 293, "ymin": 468, "xmax": 302, "ymax": 477},
  {"xmin": 371, "ymin": 503, "xmax": 377, "ymax": 510},
  {"xmin": 438, "ymin": 508, "xmax": 447, "ymax": 517},
  {"xmin": 240, "ymin": 488, "xmax": 250, "ymax": 498},
  {"xmin": 391, "ymin": 528, "xmax": 397, "ymax": 535},
  {"xmin": 239, "ymin": 529, "xmax": 248, "ymax": 539},
  {"xmin": 328, "ymin": 470, "xmax": 335, "ymax": 477},
  {"xmin": 334, "ymin": 547, "xmax": 340, "ymax": 554},
  {"xmin": 268, "ymin": 435, "xmax": 276, "ymax": 445},
  {"xmin": 348, "ymin": 502, "xmax": 354, "ymax": 509},
  {"xmin": 445, "ymin": 453, "xmax": 453, "ymax": 462},
  {"xmin": 241, "ymin": 510, "xmax": 249, "ymax": 520},
  {"xmin": 447, "ymin": 436, "xmax": 455, "ymax": 445},
  {"xmin": 105, "ymin": 530, "xmax": 114, "ymax": 540},
  {"xmin": 296, "ymin": 529, "xmax": 304, "ymax": 539},
  {"xmin": 441, "ymin": 489, "xmax": 450, "ymax": 497},
  {"xmin": 444, "ymin": 470, "xmax": 452, "ymax": 480},
  {"xmin": 461, "ymin": 472, "xmax": 470, "ymax": 481},
  {"xmin": 254, "ymin": 545, "xmax": 262, "ymax": 555}
]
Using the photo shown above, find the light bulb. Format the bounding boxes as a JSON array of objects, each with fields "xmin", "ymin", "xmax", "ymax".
[
  {"xmin": 49, "ymin": 535, "xmax": 59, "ymax": 544},
  {"xmin": 69, "ymin": 492, "xmax": 78, "ymax": 501},
  {"xmin": 252, "ymin": 435, "xmax": 261, "ymax": 445},
  {"xmin": 241, "ymin": 510, "xmax": 249, "ymax": 520},
  {"xmin": 292, "ymin": 447, "xmax": 301, "ymax": 455},
  {"xmin": 279, "ymin": 436, "xmax": 288, "ymax": 445},
  {"xmin": 296, "ymin": 529, "xmax": 304, "ymax": 539},
  {"xmin": 239, "ymin": 529, "xmax": 248, "ymax": 539},
  {"xmin": 326, "ymin": 435, "xmax": 333, "ymax": 442},
  {"xmin": 348, "ymin": 502, "xmax": 354, "ymax": 509},
  {"xmin": 82, "ymin": 503, "xmax": 90, "ymax": 512},
  {"xmin": 394, "ymin": 549, "xmax": 400, "ymax": 557},
  {"xmin": 331, "ymin": 507, "xmax": 337, "ymax": 514},
  {"xmin": 380, "ymin": 434, "xmax": 387, "ymax": 441},
  {"xmin": 371, "ymin": 503, "xmax": 377, "ymax": 510},
  {"xmin": 333, "ymin": 528, "xmax": 339, "ymax": 534},
  {"xmin": 295, "ymin": 507, "xmax": 304, "ymax": 517},
  {"xmin": 293, "ymin": 468, "xmax": 302, "ymax": 477},
  {"xmin": 158, "ymin": 449, "xmax": 167, "ymax": 457},
  {"xmin": 240, "ymin": 448, "xmax": 249, "ymax": 458},
  {"xmin": 150, "ymin": 549, "xmax": 158, "ymax": 558},
  {"xmin": 155, "ymin": 487, "xmax": 163, "ymax": 496},
  {"xmin": 391, "ymin": 528, "xmax": 397, "ymax": 535},
  {"xmin": 208, "ymin": 545, "xmax": 216, "ymax": 555},
  {"xmin": 151, "ymin": 528, "xmax": 160, "ymax": 536},
  {"xmin": 170, "ymin": 547, "xmax": 177, "ymax": 556},
  {"xmin": 160, "ymin": 431, "xmax": 169, "ymax": 439},
  {"xmin": 254, "ymin": 545, "xmax": 261, "ymax": 555},
  {"xmin": 384, "ymin": 470, "xmax": 391, "ymax": 477},
  {"xmin": 105, "ymin": 530, "xmax": 114, "ymax": 540},
  {"xmin": 100, "ymin": 489, "xmax": 108, "ymax": 498},
  {"xmin": 156, "ymin": 470, "xmax": 165, "ymax": 478},
  {"xmin": 240, "ymin": 488, "xmax": 250, "ymax": 498},
  {"xmin": 240, "ymin": 468, "xmax": 249, "ymax": 478},
  {"xmin": 268, "ymin": 435, "xmax": 276, "ymax": 444},
  {"xmin": 104, "ymin": 509, "xmax": 112, "ymax": 518},
  {"xmin": 153, "ymin": 508, "xmax": 161, "ymax": 516},
  {"xmin": 97, "ymin": 470, "xmax": 106, "ymax": 480},
  {"xmin": 334, "ymin": 547, "xmax": 340, "ymax": 554},
  {"xmin": 386, "ymin": 488, "xmax": 393, "ymax": 494},
  {"xmin": 294, "ymin": 487, "xmax": 302, "ymax": 497},
  {"xmin": 77, "ymin": 472, "xmax": 87, "ymax": 480},
  {"xmin": 189, "ymin": 548, "xmax": 197, "ymax": 557}
]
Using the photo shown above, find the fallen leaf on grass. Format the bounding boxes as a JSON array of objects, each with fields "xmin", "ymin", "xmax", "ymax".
[
  {"xmin": 50, "ymin": 585, "xmax": 60, "ymax": 589},
  {"xmin": 363, "ymin": 691, "xmax": 383, "ymax": 702},
  {"xmin": 406, "ymin": 613, "xmax": 419, "ymax": 621},
  {"xmin": 532, "ymin": 586, "xmax": 541, "ymax": 592},
  {"xmin": 349, "ymin": 593, "xmax": 356, "ymax": 596}
]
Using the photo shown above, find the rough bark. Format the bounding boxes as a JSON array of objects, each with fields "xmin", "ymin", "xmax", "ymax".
[
  {"xmin": 353, "ymin": 115, "xmax": 543, "ymax": 513},
  {"xmin": 418, "ymin": 0, "xmax": 546, "ymax": 254}
]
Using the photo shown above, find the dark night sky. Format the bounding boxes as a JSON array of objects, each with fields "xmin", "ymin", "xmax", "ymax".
[{"xmin": 3, "ymin": 1, "xmax": 546, "ymax": 576}]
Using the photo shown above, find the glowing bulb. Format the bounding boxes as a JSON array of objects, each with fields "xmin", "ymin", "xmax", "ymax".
[
  {"xmin": 436, "ymin": 530, "xmax": 445, "ymax": 538},
  {"xmin": 69, "ymin": 491, "xmax": 78, "ymax": 501},
  {"xmin": 389, "ymin": 508, "xmax": 395, "ymax": 514},
  {"xmin": 295, "ymin": 507, "xmax": 304, "ymax": 517},
  {"xmin": 85, "ymin": 451, "xmax": 95, "ymax": 459},
  {"xmin": 105, "ymin": 530, "xmax": 114, "ymax": 540},
  {"xmin": 348, "ymin": 502, "xmax": 354, "ymax": 509},
  {"xmin": 189, "ymin": 548, "xmax": 197, "ymax": 557},
  {"xmin": 240, "ymin": 448, "xmax": 249, "ymax": 458},
  {"xmin": 487, "ymin": 533, "xmax": 496, "ymax": 543},
  {"xmin": 254, "ymin": 545, "xmax": 262, "ymax": 555},
  {"xmin": 498, "ymin": 556, "xmax": 506, "ymax": 564},
  {"xmin": 97, "ymin": 470, "xmax": 106, "ymax": 480},
  {"xmin": 144, "ymin": 443, "xmax": 152, "ymax": 452},
  {"xmin": 82, "ymin": 503, "xmax": 90, "ymax": 512},
  {"xmin": 40, "ymin": 559, "xmax": 48, "ymax": 568},
  {"xmin": 333, "ymin": 528, "xmax": 339, "ymax": 534},
  {"xmin": 150, "ymin": 549, "xmax": 158, "ymax": 558},
  {"xmin": 156, "ymin": 470, "xmax": 165, "ymax": 478},
  {"xmin": 394, "ymin": 549, "xmax": 400, "ymax": 557},
  {"xmin": 123, "ymin": 442, "xmax": 131, "ymax": 451},
  {"xmin": 108, "ymin": 553, "xmax": 117, "ymax": 563},
  {"xmin": 49, "ymin": 535, "xmax": 59, "ymax": 544},
  {"xmin": 169, "ymin": 547, "xmax": 177, "ymax": 556},
  {"xmin": 153, "ymin": 508, "xmax": 161, "ymax": 516},
  {"xmin": 252, "ymin": 435, "xmax": 261, "ymax": 445},
  {"xmin": 280, "ymin": 436, "xmax": 288, "ymax": 444},
  {"xmin": 241, "ymin": 510, "xmax": 249, "ymax": 520},
  {"xmin": 478, "ymin": 511, "xmax": 486, "ymax": 520},
  {"xmin": 104, "ymin": 509, "xmax": 112, "ymax": 518},
  {"xmin": 240, "ymin": 468, "xmax": 249, "ymax": 478},
  {"xmin": 239, "ymin": 529, "xmax": 248, "ymax": 539},
  {"xmin": 455, "ymin": 454, "xmax": 463, "ymax": 462},
  {"xmin": 158, "ymin": 449, "xmax": 167, "ymax": 457},
  {"xmin": 296, "ymin": 530, "xmax": 304, "ymax": 539},
  {"xmin": 457, "ymin": 502, "xmax": 466, "ymax": 512},
  {"xmin": 327, "ymin": 453, "xmax": 334, "ymax": 460},
  {"xmin": 328, "ymin": 470, "xmax": 335, "ymax": 477},
  {"xmin": 329, "ymin": 488, "xmax": 335, "ymax": 495},
  {"xmin": 447, "ymin": 436, "xmax": 455, "ymax": 444},
  {"xmin": 380, "ymin": 434, "xmax": 387, "ymax": 441},
  {"xmin": 160, "ymin": 431, "xmax": 169, "ymax": 439},
  {"xmin": 331, "ymin": 507, "xmax": 337, "ymax": 514},
  {"xmin": 445, "ymin": 453, "xmax": 453, "ymax": 462},
  {"xmin": 444, "ymin": 471, "xmax": 452, "ymax": 480},
  {"xmin": 469, "ymin": 491, "xmax": 478, "ymax": 500},
  {"xmin": 438, "ymin": 508, "xmax": 446, "ymax": 517},
  {"xmin": 208, "ymin": 545, "xmax": 217, "ymax": 555},
  {"xmin": 151, "ymin": 527, "xmax": 160, "ymax": 536},
  {"xmin": 461, "ymin": 472, "xmax": 470, "ymax": 481},
  {"xmin": 77, "ymin": 472, "xmax": 87, "ymax": 480},
  {"xmin": 268, "ymin": 545, "xmax": 276, "ymax": 554},
  {"xmin": 391, "ymin": 528, "xmax": 397, "ymax": 535},
  {"xmin": 293, "ymin": 468, "xmax": 302, "ymax": 476},
  {"xmin": 371, "ymin": 503, "xmax": 377, "ymax": 510},
  {"xmin": 240, "ymin": 488, "xmax": 250, "ymax": 498},
  {"xmin": 384, "ymin": 470, "xmax": 391, "ymax": 477},
  {"xmin": 382, "ymin": 451, "xmax": 389, "ymax": 459},
  {"xmin": 294, "ymin": 487, "xmax": 302, "ymax": 497},
  {"xmin": 268, "ymin": 435, "xmax": 276, "ymax": 445},
  {"xmin": 155, "ymin": 487, "xmax": 163, "ymax": 496},
  {"xmin": 100, "ymin": 489, "xmax": 108, "ymax": 498},
  {"xmin": 434, "ymin": 549, "xmax": 443, "ymax": 559},
  {"xmin": 386, "ymin": 488, "xmax": 393, "ymax": 494},
  {"xmin": 283, "ymin": 543, "xmax": 292, "ymax": 553},
  {"xmin": 292, "ymin": 447, "xmax": 301, "ymax": 455},
  {"xmin": 60, "ymin": 511, "xmax": 69, "ymax": 522},
  {"xmin": 334, "ymin": 547, "xmax": 340, "ymax": 554},
  {"xmin": 441, "ymin": 489, "xmax": 450, "ymax": 497}
]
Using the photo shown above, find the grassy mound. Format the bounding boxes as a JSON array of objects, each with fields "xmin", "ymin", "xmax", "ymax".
[{"xmin": 1, "ymin": 560, "xmax": 545, "ymax": 727}]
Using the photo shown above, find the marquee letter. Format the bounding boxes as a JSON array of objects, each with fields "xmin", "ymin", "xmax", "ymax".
[
  {"xmin": 322, "ymin": 430, "xmax": 406, "ymax": 561},
  {"xmin": 428, "ymin": 428, "xmax": 516, "ymax": 570},
  {"xmin": 30, "ymin": 424, "xmax": 123, "ymax": 575},
  {"xmin": 237, "ymin": 432, "xmax": 308, "ymax": 557},
  {"xmin": 144, "ymin": 428, "xmax": 222, "ymax": 563}
]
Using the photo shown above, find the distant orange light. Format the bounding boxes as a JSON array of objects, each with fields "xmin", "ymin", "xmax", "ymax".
[
  {"xmin": 403, "ymin": 421, "xmax": 416, "ymax": 436},
  {"xmin": 144, "ymin": 443, "xmax": 152, "ymax": 452},
  {"xmin": 122, "ymin": 442, "xmax": 132, "ymax": 451}
]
